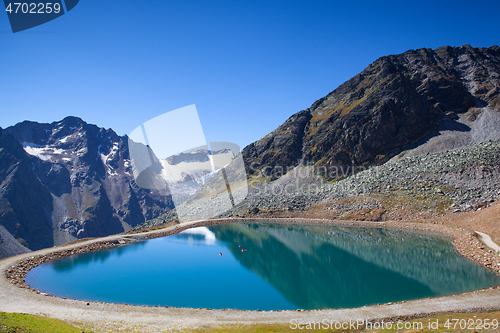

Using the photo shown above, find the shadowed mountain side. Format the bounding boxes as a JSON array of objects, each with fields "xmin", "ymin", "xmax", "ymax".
[
  {"xmin": 0, "ymin": 128, "xmax": 54, "ymax": 252},
  {"xmin": 210, "ymin": 223, "xmax": 500, "ymax": 309},
  {"xmin": 0, "ymin": 225, "xmax": 30, "ymax": 258},
  {"xmin": 392, "ymin": 107, "xmax": 500, "ymax": 159}
]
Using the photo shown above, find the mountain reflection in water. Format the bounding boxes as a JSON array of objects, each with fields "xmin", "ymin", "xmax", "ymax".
[
  {"xmin": 51, "ymin": 241, "xmax": 147, "ymax": 272},
  {"xmin": 25, "ymin": 222, "xmax": 500, "ymax": 310},
  {"xmin": 209, "ymin": 223, "xmax": 500, "ymax": 309}
]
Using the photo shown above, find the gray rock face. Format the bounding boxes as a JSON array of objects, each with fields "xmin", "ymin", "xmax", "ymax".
[
  {"xmin": 243, "ymin": 45, "xmax": 500, "ymax": 180},
  {"xmin": 0, "ymin": 117, "xmax": 175, "ymax": 258}
]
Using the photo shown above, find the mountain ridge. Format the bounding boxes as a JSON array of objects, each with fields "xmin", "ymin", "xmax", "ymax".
[
  {"xmin": 243, "ymin": 45, "xmax": 500, "ymax": 181},
  {"xmin": 0, "ymin": 117, "xmax": 174, "ymax": 258},
  {"xmin": 133, "ymin": 45, "xmax": 500, "ymax": 231}
]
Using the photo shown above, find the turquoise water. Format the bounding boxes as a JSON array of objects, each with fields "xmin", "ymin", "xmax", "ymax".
[{"xmin": 25, "ymin": 223, "xmax": 500, "ymax": 310}]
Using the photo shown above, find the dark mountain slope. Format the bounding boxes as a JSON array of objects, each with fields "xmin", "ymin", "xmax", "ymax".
[
  {"xmin": 0, "ymin": 128, "xmax": 53, "ymax": 251},
  {"xmin": 243, "ymin": 45, "xmax": 500, "ymax": 180}
]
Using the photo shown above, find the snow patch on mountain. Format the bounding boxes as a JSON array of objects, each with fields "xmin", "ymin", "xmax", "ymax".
[
  {"xmin": 22, "ymin": 142, "xmax": 65, "ymax": 161},
  {"xmin": 100, "ymin": 142, "xmax": 120, "ymax": 176}
]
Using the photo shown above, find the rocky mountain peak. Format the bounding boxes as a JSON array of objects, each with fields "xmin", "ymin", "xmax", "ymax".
[
  {"xmin": 243, "ymin": 45, "xmax": 500, "ymax": 181},
  {"xmin": 0, "ymin": 116, "xmax": 174, "ymax": 258}
]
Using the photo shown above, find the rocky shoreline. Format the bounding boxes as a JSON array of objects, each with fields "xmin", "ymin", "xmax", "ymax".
[{"xmin": 5, "ymin": 218, "xmax": 500, "ymax": 299}]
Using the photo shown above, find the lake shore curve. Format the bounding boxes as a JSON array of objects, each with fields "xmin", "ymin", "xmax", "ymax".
[{"xmin": 1, "ymin": 218, "xmax": 500, "ymax": 332}]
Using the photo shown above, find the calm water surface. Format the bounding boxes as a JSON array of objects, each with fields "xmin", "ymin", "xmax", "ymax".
[{"xmin": 25, "ymin": 222, "xmax": 500, "ymax": 310}]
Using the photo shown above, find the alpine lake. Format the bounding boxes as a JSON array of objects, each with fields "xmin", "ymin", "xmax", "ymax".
[{"xmin": 25, "ymin": 222, "xmax": 500, "ymax": 311}]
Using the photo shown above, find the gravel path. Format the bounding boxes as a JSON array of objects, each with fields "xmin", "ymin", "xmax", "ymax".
[{"xmin": 1, "ymin": 218, "xmax": 500, "ymax": 332}]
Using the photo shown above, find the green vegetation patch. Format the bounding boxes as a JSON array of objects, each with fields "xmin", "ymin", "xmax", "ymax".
[{"xmin": 0, "ymin": 312, "xmax": 84, "ymax": 333}]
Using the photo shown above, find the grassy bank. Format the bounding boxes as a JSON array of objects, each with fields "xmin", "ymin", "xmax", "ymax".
[{"xmin": 0, "ymin": 312, "xmax": 84, "ymax": 333}]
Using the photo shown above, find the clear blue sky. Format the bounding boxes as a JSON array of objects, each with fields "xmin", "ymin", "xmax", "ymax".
[{"xmin": 1, "ymin": 0, "xmax": 499, "ymax": 149}]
